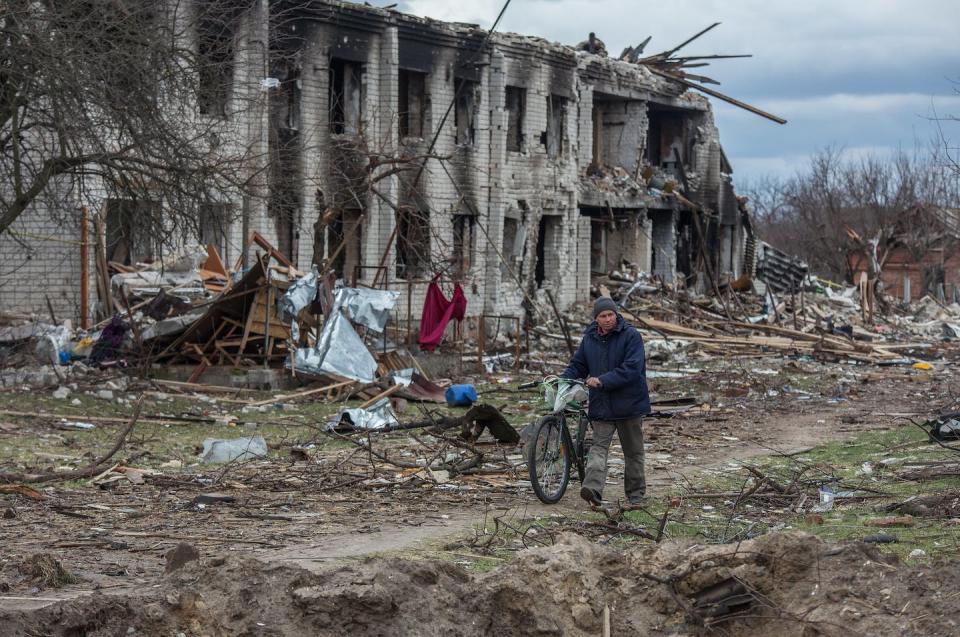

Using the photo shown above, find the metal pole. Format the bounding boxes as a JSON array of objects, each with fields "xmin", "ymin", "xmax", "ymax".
[
  {"xmin": 79, "ymin": 206, "xmax": 89, "ymax": 330},
  {"xmin": 546, "ymin": 289, "xmax": 574, "ymax": 356},
  {"xmin": 513, "ymin": 317, "xmax": 521, "ymax": 369},
  {"xmin": 478, "ymin": 315, "xmax": 485, "ymax": 374},
  {"xmin": 406, "ymin": 280, "xmax": 412, "ymax": 345}
]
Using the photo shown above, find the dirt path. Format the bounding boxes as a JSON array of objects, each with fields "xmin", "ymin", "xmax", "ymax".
[
  {"xmin": 0, "ymin": 373, "xmax": 943, "ymax": 614},
  {"xmin": 268, "ymin": 398, "xmax": 921, "ymax": 571}
]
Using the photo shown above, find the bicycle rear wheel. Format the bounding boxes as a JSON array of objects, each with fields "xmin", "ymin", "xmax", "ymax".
[{"xmin": 527, "ymin": 415, "xmax": 571, "ymax": 504}]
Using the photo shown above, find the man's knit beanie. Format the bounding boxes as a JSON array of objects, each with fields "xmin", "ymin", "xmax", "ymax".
[{"xmin": 592, "ymin": 296, "xmax": 618, "ymax": 319}]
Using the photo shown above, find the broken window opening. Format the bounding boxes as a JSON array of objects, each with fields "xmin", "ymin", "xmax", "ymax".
[
  {"xmin": 274, "ymin": 59, "xmax": 302, "ymax": 131},
  {"xmin": 591, "ymin": 105, "xmax": 604, "ymax": 169},
  {"xmin": 326, "ymin": 209, "xmax": 364, "ymax": 281},
  {"xmin": 396, "ymin": 206, "xmax": 430, "ymax": 280},
  {"xmin": 452, "ymin": 214, "xmax": 476, "ymax": 278},
  {"xmin": 398, "ymin": 69, "xmax": 427, "ymax": 139},
  {"xmin": 535, "ymin": 215, "xmax": 561, "ymax": 288},
  {"xmin": 105, "ymin": 199, "xmax": 161, "ymax": 266},
  {"xmin": 590, "ymin": 219, "xmax": 606, "ymax": 273},
  {"xmin": 501, "ymin": 217, "xmax": 519, "ymax": 277},
  {"xmin": 505, "ymin": 86, "xmax": 526, "ymax": 152},
  {"xmin": 454, "ymin": 78, "xmax": 478, "ymax": 146},
  {"xmin": 591, "ymin": 96, "xmax": 635, "ymax": 170},
  {"xmin": 544, "ymin": 94, "xmax": 567, "ymax": 158},
  {"xmin": 923, "ymin": 264, "xmax": 946, "ymax": 299},
  {"xmin": 330, "ymin": 59, "xmax": 364, "ymax": 135},
  {"xmin": 647, "ymin": 105, "xmax": 691, "ymax": 176},
  {"xmin": 196, "ymin": 9, "xmax": 237, "ymax": 118},
  {"xmin": 199, "ymin": 203, "xmax": 232, "ymax": 263}
]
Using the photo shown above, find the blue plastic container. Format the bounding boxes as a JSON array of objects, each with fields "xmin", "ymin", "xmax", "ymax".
[{"xmin": 445, "ymin": 384, "xmax": 478, "ymax": 407}]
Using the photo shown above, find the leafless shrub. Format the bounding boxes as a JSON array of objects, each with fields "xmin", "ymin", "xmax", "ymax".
[{"xmin": 743, "ymin": 147, "xmax": 960, "ymax": 284}]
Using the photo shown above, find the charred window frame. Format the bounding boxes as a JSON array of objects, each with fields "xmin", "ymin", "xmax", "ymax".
[
  {"xmin": 196, "ymin": 7, "xmax": 238, "ymax": 118},
  {"xmin": 646, "ymin": 104, "xmax": 692, "ymax": 172},
  {"xmin": 544, "ymin": 94, "xmax": 567, "ymax": 158},
  {"xmin": 199, "ymin": 203, "xmax": 232, "ymax": 261},
  {"xmin": 398, "ymin": 70, "xmax": 427, "ymax": 139},
  {"xmin": 105, "ymin": 199, "xmax": 162, "ymax": 265},
  {"xmin": 330, "ymin": 59, "xmax": 364, "ymax": 135},
  {"xmin": 590, "ymin": 219, "xmax": 607, "ymax": 273},
  {"xmin": 505, "ymin": 86, "xmax": 526, "ymax": 152},
  {"xmin": 500, "ymin": 217, "xmax": 520, "ymax": 277},
  {"xmin": 396, "ymin": 206, "xmax": 430, "ymax": 280},
  {"xmin": 452, "ymin": 214, "xmax": 476, "ymax": 277},
  {"xmin": 326, "ymin": 209, "xmax": 364, "ymax": 281},
  {"xmin": 454, "ymin": 78, "xmax": 479, "ymax": 146},
  {"xmin": 274, "ymin": 60, "xmax": 301, "ymax": 131}
]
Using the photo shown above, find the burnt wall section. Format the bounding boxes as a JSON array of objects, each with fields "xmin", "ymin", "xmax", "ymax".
[
  {"xmin": 253, "ymin": 2, "xmax": 747, "ymax": 315},
  {"xmin": 232, "ymin": 1, "xmax": 749, "ymax": 319},
  {"xmin": 1, "ymin": 0, "xmax": 754, "ymax": 323},
  {"xmin": 591, "ymin": 96, "xmax": 647, "ymax": 172}
]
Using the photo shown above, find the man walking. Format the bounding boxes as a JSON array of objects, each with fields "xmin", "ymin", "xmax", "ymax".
[{"xmin": 562, "ymin": 297, "xmax": 650, "ymax": 507}]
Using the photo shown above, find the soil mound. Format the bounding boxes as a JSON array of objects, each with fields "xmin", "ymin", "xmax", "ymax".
[{"xmin": 4, "ymin": 532, "xmax": 959, "ymax": 636}]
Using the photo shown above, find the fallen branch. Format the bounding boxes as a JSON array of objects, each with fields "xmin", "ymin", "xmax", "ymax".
[
  {"xmin": 0, "ymin": 484, "xmax": 45, "ymax": 500},
  {"xmin": 113, "ymin": 530, "xmax": 277, "ymax": 546},
  {"xmin": 0, "ymin": 396, "xmax": 143, "ymax": 484}
]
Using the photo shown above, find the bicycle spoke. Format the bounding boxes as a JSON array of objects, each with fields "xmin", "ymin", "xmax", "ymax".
[{"xmin": 534, "ymin": 422, "xmax": 565, "ymax": 498}]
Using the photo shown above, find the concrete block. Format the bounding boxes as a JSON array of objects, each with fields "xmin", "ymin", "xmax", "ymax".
[{"xmin": 246, "ymin": 368, "xmax": 281, "ymax": 390}]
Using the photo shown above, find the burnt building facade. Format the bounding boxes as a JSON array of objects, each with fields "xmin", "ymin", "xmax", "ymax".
[{"xmin": 0, "ymin": 0, "xmax": 754, "ymax": 323}]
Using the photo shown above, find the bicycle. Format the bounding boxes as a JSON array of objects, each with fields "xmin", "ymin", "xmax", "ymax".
[{"xmin": 520, "ymin": 376, "xmax": 591, "ymax": 504}]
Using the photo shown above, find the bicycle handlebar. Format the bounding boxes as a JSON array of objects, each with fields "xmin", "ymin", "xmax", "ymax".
[{"xmin": 518, "ymin": 377, "xmax": 585, "ymax": 391}]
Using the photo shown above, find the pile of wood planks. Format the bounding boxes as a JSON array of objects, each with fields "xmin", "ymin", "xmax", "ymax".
[
  {"xmin": 623, "ymin": 310, "xmax": 901, "ymax": 362},
  {"xmin": 154, "ymin": 253, "xmax": 297, "ymax": 367}
]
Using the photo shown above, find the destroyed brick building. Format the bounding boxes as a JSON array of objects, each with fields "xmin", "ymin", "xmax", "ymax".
[
  {"xmin": 849, "ymin": 204, "xmax": 960, "ymax": 303},
  {"xmin": 0, "ymin": 0, "xmax": 756, "ymax": 327}
]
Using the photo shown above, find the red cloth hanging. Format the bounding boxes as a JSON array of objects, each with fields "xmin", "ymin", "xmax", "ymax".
[{"xmin": 418, "ymin": 278, "xmax": 467, "ymax": 351}]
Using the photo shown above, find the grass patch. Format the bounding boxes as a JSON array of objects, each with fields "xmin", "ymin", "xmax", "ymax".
[{"xmin": 635, "ymin": 420, "xmax": 960, "ymax": 562}]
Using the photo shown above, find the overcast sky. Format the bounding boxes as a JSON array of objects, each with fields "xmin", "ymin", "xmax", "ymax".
[{"xmin": 397, "ymin": 0, "xmax": 960, "ymax": 187}]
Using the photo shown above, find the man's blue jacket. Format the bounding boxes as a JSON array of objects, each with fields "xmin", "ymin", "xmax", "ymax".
[{"xmin": 561, "ymin": 313, "xmax": 651, "ymax": 420}]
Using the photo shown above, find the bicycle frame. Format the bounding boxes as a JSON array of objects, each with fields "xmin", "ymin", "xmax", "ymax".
[{"xmin": 524, "ymin": 377, "xmax": 592, "ymax": 503}]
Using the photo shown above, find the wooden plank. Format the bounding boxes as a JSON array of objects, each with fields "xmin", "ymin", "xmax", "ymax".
[
  {"xmin": 634, "ymin": 316, "xmax": 712, "ymax": 338},
  {"xmin": 215, "ymin": 344, "xmax": 241, "ymax": 366},
  {"xmin": 246, "ymin": 380, "xmax": 357, "ymax": 407},
  {"xmin": 186, "ymin": 360, "xmax": 208, "ymax": 384},
  {"xmin": 200, "ymin": 320, "xmax": 230, "ymax": 354},
  {"xmin": 245, "ymin": 300, "xmax": 291, "ymax": 338},
  {"xmin": 239, "ymin": 289, "xmax": 260, "ymax": 351},
  {"xmin": 250, "ymin": 232, "xmax": 301, "ymax": 274},
  {"xmin": 202, "ymin": 244, "xmax": 229, "ymax": 278},
  {"xmin": 151, "ymin": 379, "xmax": 253, "ymax": 394},
  {"xmin": 359, "ymin": 384, "xmax": 403, "ymax": 409}
]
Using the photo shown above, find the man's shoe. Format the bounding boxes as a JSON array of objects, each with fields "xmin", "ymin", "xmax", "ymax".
[
  {"xmin": 580, "ymin": 487, "xmax": 602, "ymax": 507},
  {"xmin": 624, "ymin": 496, "xmax": 648, "ymax": 510}
]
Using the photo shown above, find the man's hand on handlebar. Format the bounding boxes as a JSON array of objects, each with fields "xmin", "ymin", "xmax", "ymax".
[{"xmin": 586, "ymin": 377, "xmax": 602, "ymax": 389}]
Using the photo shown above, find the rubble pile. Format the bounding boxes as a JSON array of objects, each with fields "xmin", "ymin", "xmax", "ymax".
[{"xmin": 539, "ymin": 263, "xmax": 960, "ymax": 369}]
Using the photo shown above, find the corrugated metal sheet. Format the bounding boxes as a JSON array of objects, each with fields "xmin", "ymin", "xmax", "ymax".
[{"xmin": 755, "ymin": 241, "xmax": 808, "ymax": 293}]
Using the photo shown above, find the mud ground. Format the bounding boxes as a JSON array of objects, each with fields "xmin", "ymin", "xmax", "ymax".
[
  {"xmin": 5, "ymin": 531, "xmax": 960, "ymax": 636},
  {"xmin": 0, "ymin": 356, "xmax": 957, "ymax": 634}
]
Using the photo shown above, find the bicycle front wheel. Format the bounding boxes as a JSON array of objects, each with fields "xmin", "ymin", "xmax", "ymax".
[{"xmin": 527, "ymin": 415, "xmax": 571, "ymax": 504}]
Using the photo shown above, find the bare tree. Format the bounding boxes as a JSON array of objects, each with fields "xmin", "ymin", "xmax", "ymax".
[
  {"xmin": 932, "ymin": 77, "xmax": 960, "ymax": 179},
  {"xmin": 745, "ymin": 147, "xmax": 959, "ymax": 290},
  {"xmin": 0, "ymin": 0, "xmax": 266, "ymax": 243}
]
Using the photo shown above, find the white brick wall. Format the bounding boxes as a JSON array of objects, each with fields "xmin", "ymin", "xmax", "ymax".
[{"xmin": 0, "ymin": 203, "xmax": 91, "ymax": 323}]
